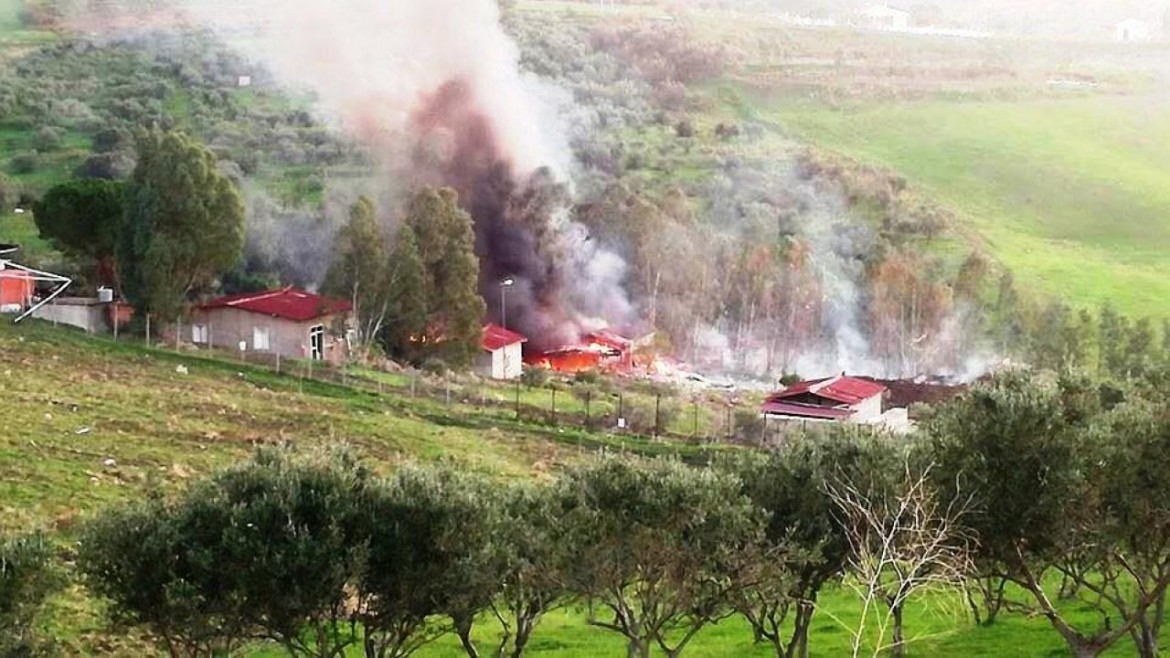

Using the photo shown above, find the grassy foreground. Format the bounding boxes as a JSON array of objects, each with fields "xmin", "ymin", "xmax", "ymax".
[
  {"xmin": 771, "ymin": 94, "xmax": 1170, "ymax": 319},
  {"xmin": 0, "ymin": 320, "xmax": 1158, "ymax": 656}
]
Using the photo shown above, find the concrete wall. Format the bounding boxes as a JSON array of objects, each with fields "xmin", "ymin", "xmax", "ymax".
[
  {"xmin": 187, "ymin": 308, "xmax": 348, "ymax": 363},
  {"xmin": 31, "ymin": 298, "xmax": 106, "ymax": 333},
  {"xmin": 849, "ymin": 394, "xmax": 883, "ymax": 423},
  {"xmin": 477, "ymin": 342, "xmax": 524, "ymax": 380}
]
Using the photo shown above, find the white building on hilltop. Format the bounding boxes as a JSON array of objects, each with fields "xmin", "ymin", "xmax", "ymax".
[
  {"xmin": 859, "ymin": 4, "xmax": 911, "ymax": 31},
  {"xmin": 1115, "ymin": 18, "xmax": 1154, "ymax": 42}
]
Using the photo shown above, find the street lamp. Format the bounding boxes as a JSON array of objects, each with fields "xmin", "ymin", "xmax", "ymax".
[{"xmin": 499, "ymin": 277, "xmax": 515, "ymax": 330}]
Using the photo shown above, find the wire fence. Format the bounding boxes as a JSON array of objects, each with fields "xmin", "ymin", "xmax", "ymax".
[{"xmin": 127, "ymin": 333, "xmax": 790, "ymax": 448}]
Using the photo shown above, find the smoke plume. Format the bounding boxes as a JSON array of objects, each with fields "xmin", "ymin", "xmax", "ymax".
[{"xmin": 99, "ymin": 0, "xmax": 632, "ymax": 350}]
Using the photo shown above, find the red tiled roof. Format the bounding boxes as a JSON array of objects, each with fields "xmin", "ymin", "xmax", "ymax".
[
  {"xmin": 482, "ymin": 323, "xmax": 527, "ymax": 352},
  {"xmin": 761, "ymin": 401, "xmax": 855, "ymax": 420},
  {"xmin": 769, "ymin": 375, "xmax": 887, "ymax": 406},
  {"xmin": 198, "ymin": 288, "xmax": 351, "ymax": 322}
]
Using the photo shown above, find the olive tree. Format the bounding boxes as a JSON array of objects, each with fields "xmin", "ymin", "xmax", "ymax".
[
  {"xmin": 560, "ymin": 455, "xmax": 762, "ymax": 658},
  {"xmin": 927, "ymin": 371, "xmax": 1170, "ymax": 658},
  {"xmin": 724, "ymin": 430, "xmax": 898, "ymax": 658},
  {"xmin": 488, "ymin": 481, "xmax": 574, "ymax": 658},
  {"xmin": 80, "ymin": 447, "xmax": 373, "ymax": 658},
  {"xmin": 355, "ymin": 465, "xmax": 500, "ymax": 658}
]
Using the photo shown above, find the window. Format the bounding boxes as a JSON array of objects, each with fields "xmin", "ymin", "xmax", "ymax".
[
  {"xmin": 253, "ymin": 326, "xmax": 271, "ymax": 351},
  {"xmin": 309, "ymin": 325, "xmax": 324, "ymax": 360},
  {"xmin": 192, "ymin": 324, "xmax": 208, "ymax": 344}
]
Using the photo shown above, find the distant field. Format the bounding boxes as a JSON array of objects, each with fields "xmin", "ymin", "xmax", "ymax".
[{"xmin": 770, "ymin": 94, "xmax": 1170, "ymax": 318}]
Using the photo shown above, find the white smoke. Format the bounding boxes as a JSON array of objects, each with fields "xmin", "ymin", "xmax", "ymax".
[{"xmin": 179, "ymin": 0, "xmax": 572, "ymax": 177}]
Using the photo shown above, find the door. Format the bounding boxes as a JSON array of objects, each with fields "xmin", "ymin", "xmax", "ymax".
[{"xmin": 309, "ymin": 325, "xmax": 324, "ymax": 360}]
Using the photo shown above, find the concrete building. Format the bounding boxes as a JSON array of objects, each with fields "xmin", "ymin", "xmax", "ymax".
[
  {"xmin": 762, "ymin": 374, "xmax": 887, "ymax": 424},
  {"xmin": 31, "ymin": 297, "xmax": 109, "ymax": 333},
  {"xmin": 478, "ymin": 323, "xmax": 526, "ymax": 380},
  {"xmin": 1115, "ymin": 19, "xmax": 1153, "ymax": 42},
  {"xmin": 859, "ymin": 4, "xmax": 911, "ymax": 30},
  {"xmin": 189, "ymin": 288, "xmax": 352, "ymax": 364}
]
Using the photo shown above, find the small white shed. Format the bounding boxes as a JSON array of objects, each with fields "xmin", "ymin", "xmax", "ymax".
[
  {"xmin": 478, "ymin": 324, "xmax": 527, "ymax": 380},
  {"xmin": 859, "ymin": 4, "xmax": 911, "ymax": 30},
  {"xmin": 1115, "ymin": 19, "xmax": 1153, "ymax": 43}
]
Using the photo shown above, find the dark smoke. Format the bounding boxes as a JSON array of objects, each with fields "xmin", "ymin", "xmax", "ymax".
[{"xmin": 410, "ymin": 79, "xmax": 600, "ymax": 351}]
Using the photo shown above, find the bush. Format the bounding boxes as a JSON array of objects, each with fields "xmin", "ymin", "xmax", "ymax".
[
  {"xmin": 521, "ymin": 366, "xmax": 549, "ymax": 389},
  {"xmin": 0, "ymin": 532, "xmax": 62, "ymax": 657},
  {"xmin": 33, "ymin": 125, "xmax": 64, "ymax": 152},
  {"xmin": 674, "ymin": 120, "xmax": 695, "ymax": 138},
  {"xmin": 9, "ymin": 152, "xmax": 38, "ymax": 175}
]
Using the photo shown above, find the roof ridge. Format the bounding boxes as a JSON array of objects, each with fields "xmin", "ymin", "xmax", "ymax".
[
  {"xmin": 810, "ymin": 374, "xmax": 843, "ymax": 394},
  {"xmin": 226, "ymin": 289, "xmax": 288, "ymax": 306}
]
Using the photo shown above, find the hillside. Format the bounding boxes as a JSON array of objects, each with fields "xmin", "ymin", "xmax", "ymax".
[
  {"xmin": 0, "ymin": 321, "xmax": 1146, "ymax": 658},
  {"xmin": 772, "ymin": 94, "xmax": 1170, "ymax": 318}
]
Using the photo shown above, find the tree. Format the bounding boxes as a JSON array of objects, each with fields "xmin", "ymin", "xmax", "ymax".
[
  {"xmin": 829, "ymin": 459, "xmax": 974, "ymax": 658},
  {"xmin": 321, "ymin": 196, "xmax": 390, "ymax": 357},
  {"xmin": 194, "ymin": 447, "xmax": 373, "ymax": 658},
  {"xmin": 79, "ymin": 497, "xmax": 249, "ymax": 657},
  {"xmin": 927, "ymin": 371, "xmax": 1170, "ymax": 658},
  {"xmin": 403, "ymin": 187, "xmax": 485, "ymax": 367},
  {"xmin": 120, "ymin": 128, "xmax": 245, "ymax": 323},
  {"xmin": 724, "ymin": 430, "xmax": 893, "ymax": 658},
  {"xmin": 0, "ymin": 532, "xmax": 61, "ymax": 658},
  {"xmin": 33, "ymin": 178, "xmax": 126, "ymax": 291},
  {"xmin": 80, "ymin": 448, "xmax": 373, "ymax": 658},
  {"xmin": 489, "ymin": 482, "xmax": 574, "ymax": 658},
  {"xmin": 380, "ymin": 224, "xmax": 429, "ymax": 362},
  {"xmin": 560, "ymin": 456, "xmax": 762, "ymax": 658},
  {"xmin": 1098, "ymin": 302, "xmax": 1129, "ymax": 376},
  {"xmin": 355, "ymin": 465, "xmax": 498, "ymax": 658}
]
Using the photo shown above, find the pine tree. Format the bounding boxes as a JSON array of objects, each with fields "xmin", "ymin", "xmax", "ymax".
[
  {"xmin": 120, "ymin": 128, "xmax": 245, "ymax": 323},
  {"xmin": 436, "ymin": 217, "xmax": 486, "ymax": 367},
  {"xmin": 320, "ymin": 196, "xmax": 390, "ymax": 355},
  {"xmin": 402, "ymin": 186, "xmax": 486, "ymax": 368},
  {"xmin": 380, "ymin": 224, "xmax": 428, "ymax": 362}
]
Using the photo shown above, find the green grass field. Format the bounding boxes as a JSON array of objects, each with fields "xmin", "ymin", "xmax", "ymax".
[
  {"xmin": 769, "ymin": 94, "xmax": 1170, "ymax": 318},
  {"xmin": 0, "ymin": 319, "xmax": 1161, "ymax": 657}
]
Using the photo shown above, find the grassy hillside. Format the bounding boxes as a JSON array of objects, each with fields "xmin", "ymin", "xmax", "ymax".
[
  {"xmin": 771, "ymin": 95, "xmax": 1170, "ymax": 318},
  {"xmin": 0, "ymin": 320, "xmax": 1160, "ymax": 657}
]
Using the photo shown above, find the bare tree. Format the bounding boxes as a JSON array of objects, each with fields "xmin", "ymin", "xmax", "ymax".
[{"xmin": 827, "ymin": 460, "xmax": 974, "ymax": 658}]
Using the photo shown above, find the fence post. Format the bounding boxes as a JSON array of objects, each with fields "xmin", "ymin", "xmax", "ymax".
[
  {"xmin": 654, "ymin": 394, "xmax": 661, "ymax": 440},
  {"xmin": 275, "ymin": 351, "xmax": 281, "ymax": 374},
  {"xmin": 445, "ymin": 376, "xmax": 451, "ymax": 406},
  {"xmin": 726, "ymin": 404, "xmax": 733, "ymax": 440},
  {"xmin": 585, "ymin": 390, "xmax": 591, "ymax": 428},
  {"xmin": 618, "ymin": 392, "xmax": 624, "ymax": 426},
  {"xmin": 145, "ymin": 314, "xmax": 151, "ymax": 347}
]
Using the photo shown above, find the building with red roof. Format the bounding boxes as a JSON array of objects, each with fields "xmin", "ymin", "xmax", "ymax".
[
  {"xmin": 478, "ymin": 323, "xmax": 527, "ymax": 380},
  {"xmin": 188, "ymin": 288, "xmax": 353, "ymax": 363},
  {"xmin": 761, "ymin": 374, "xmax": 888, "ymax": 424}
]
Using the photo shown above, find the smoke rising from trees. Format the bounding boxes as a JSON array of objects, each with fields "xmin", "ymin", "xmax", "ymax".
[{"xmin": 174, "ymin": 0, "xmax": 633, "ymax": 349}]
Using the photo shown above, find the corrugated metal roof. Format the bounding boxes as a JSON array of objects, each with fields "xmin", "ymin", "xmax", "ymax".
[
  {"xmin": 198, "ymin": 287, "xmax": 351, "ymax": 323},
  {"xmin": 482, "ymin": 323, "xmax": 527, "ymax": 352},
  {"xmin": 761, "ymin": 401, "xmax": 855, "ymax": 420},
  {"xmin": 768, "ymin": 375, "xmax": 887, "ymax": 406}
]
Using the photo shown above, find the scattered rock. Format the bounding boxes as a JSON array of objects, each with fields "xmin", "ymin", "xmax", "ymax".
[
  {"xmin": 176, "ymin": 364, "xmax": 189, "ymax": 375},
  {"xmin": 102, "ymin": 458, "xmax": 116, "ymax": 467},
  {"xmin": 75, "ymin": 427, "xmax": 91, "ymax": 435}
]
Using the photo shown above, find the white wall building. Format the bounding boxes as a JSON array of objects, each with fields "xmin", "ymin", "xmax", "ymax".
[
  {"xmin": 478, "ymin": 324, "xmax": 527, "ymax": 380},
  {"xmin": 1115, "ymin": 19, "xmax": 1153, "ymax": 43},
  {"xmin": 859, "ymin": 4, "xmax": 911, "ymax": 31}
]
